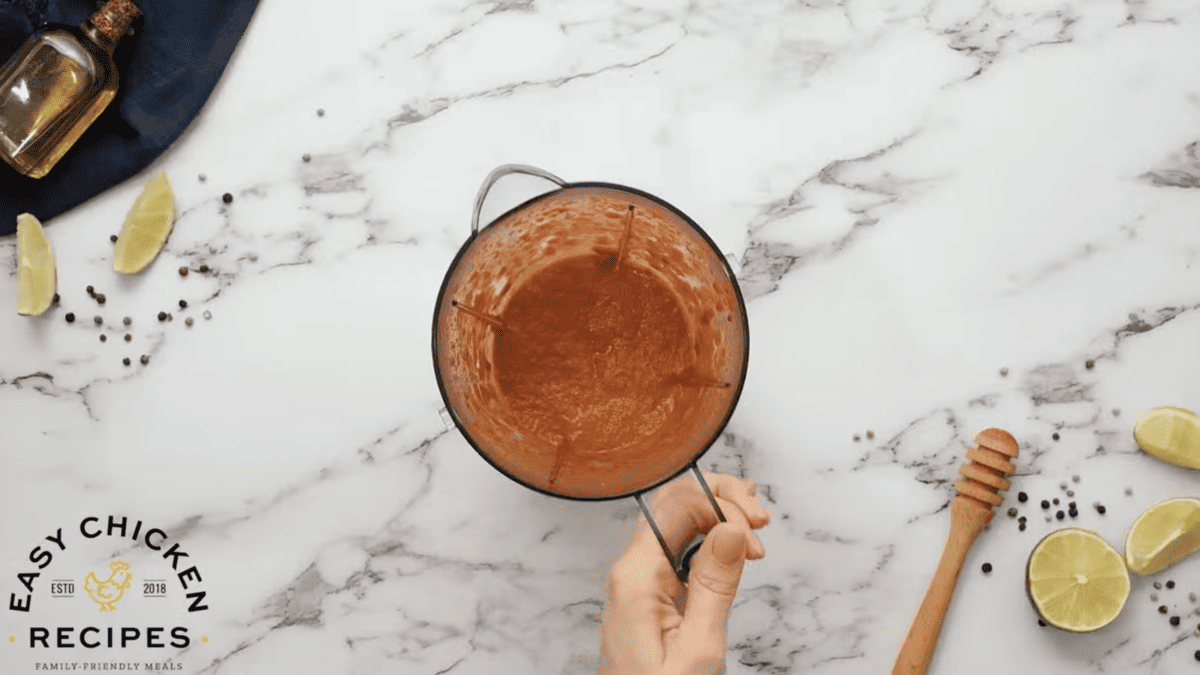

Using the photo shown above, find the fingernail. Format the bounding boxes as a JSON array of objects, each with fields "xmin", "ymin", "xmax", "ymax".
[{"xmin": 712, "ymin": 526, "xmax": 746, "ymax": 565}]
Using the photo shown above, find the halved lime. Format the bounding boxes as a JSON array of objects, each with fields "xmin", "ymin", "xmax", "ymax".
[
  {"xmin": 1125, "ymin": 497, "xmax": 1200, "ymax": 576},
  {"xmin": 113, "ymin": 171, "xmax": 175, "ymax": 274},
  {"xmin": 16, "ymin": 213, "xmax": 56, "ymax": 316},
  {"xmin": 1027, "ymin": 528, "xmax": 1130, "ymax": 632}
]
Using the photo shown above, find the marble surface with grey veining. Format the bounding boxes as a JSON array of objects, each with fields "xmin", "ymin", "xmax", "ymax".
[{"xmin": 3, "ymin": 0, "xmax": 1200, "ymax": 673}]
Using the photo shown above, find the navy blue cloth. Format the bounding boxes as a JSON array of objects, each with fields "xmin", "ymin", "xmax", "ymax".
[{"xmin": 0, "ymin": 0, "xmax": 258, "ymax": 235}]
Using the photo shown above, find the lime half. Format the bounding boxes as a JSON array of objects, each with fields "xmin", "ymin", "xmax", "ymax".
[
  {"xmin": 113, "ymin": 171, "xmax": 175, "ymax": 274},
  {"xmin": 16, "ymin": 213, "xmax": 56, "ymax": 316},
  {"xmin": 1027, "ymin": 528, "xmax": 1130, "ymax": 632}
]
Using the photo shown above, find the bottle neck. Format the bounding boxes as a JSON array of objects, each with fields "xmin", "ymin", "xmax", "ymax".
[{"xmin": 82, "ymin": 0, "xmax": 141, "ymax": 54}]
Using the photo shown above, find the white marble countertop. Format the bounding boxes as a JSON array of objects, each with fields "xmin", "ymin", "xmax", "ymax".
[{"xmin": 4, "ymin": 0, "xmax": 1200, "ymax": 673}]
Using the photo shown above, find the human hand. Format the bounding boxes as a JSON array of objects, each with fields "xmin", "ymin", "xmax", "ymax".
[{"xmin": 599, "ymin": 473, "xmax": 771, "ymax": 675}]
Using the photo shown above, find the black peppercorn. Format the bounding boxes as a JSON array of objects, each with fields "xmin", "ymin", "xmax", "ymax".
[
  {"xmin": 140, "ymin": 355, "xmax": 149, "ymax": 365},
  {"xmin": 1069, "ymin": 502, "xmax": 1077, "ymax": 510},
  {"xmin": 93, "ymin": 316, "xmax": 102, "ymax": 325},
  {"xmin": 122, "ymin": 358, "xmax": 130, "ymax": 366},
  {"xmin": 1038, "ymin": 619, "xmax": 1046, "ymax": 627},
  {"xmin": 1053, "ymin": 498, "xmax": 1060, "ymax": 505},
  {"xmin": 302, "ymin": 153, "xmax": 311, "ymax": 162},
  {"xmin": 1008, "ymin": 507, "xmax": 1018, "ymax": 518},
  {"xmin": 65, "ymin": 313, "xmax": 75, "ymax": 323},
  {"xmin": 1168, "ymin": 581, "xmax": 1176, "ymax": 589},
  {"xmin": 1052, "ymin": 432, "xmax": 1060, "ymax": 441},
  {"xmin": 123, "ymin": 317, "xmax": 131, "ymax": 325},
  {"xmin": 109, "ymin": 234, "xmax": 118, "ymax": 243},
  {"xmin": 199, "ymin": 264, "xmax": 210, "ymax": 273},
  {"xmin": 86, "ymin": 285, "xmax": 94, "ymax": 295},
  {"xmin": 867, "ymin": 430, "xmax": 875, "ymax": 439},
  {"xmin": 124, "ymin": 334, "xmax": 131, "ymax": 342},
  {"xmin": 1056, "ymin": 510, "xmax": 1065, "ymax": 520},
  {"xmin": 179, "ymin": 266, "xmax": 189, "ymax": 277},
  {"xmin": 179, "ymin": 299, "xmax": 187, "ymax": 309},
  {"xmin": 1018, "ymin": 491, "xmax": 1028, "ymax": 502},
  {"xmin": 1042, "ymin": 500, "xmax": 1050, "ymax": 509},
  {"xmin": 1019, "ymin": 522, "xmax": 1027, "ymax": 531},
  {"xmin": 222, "ymin": 193, "xmax": 233, "ymax": 204},
  {"xmin": 99, "ymin": 334, "xmax": 106, "ymax": 342},
  {"xmin": 1085, "ymin": 359, "xmax": 1094, "ymax": 369},
  {"xmin": 1159, "ymin": 605, "xmax": 1168, "ymax": 613},
  {"xmin": 1097, "ymin": 504, "xmax": 1106, "ymax": 515},
  {"xmin": 1195, "ymin": 650, "xmax": 1200, "ymax": 661},
  {"xmin": 96, "ymin": 294, "xmax": 105, "ymax": 305},
  {"xmin": 52, "ymin": 293, "xmax": 59, "ymax": 304},
  {"xmin": 157, "ymin": 311, "xmax": 167, "ymax": 321},
  {"xmin": 1068, "ymin": 510, "xmax": 1078, "ymax": 518},
  {"xmin": 982, "ymin": 563, "xmax": 992, "ymax": 573},
  {"xmin": 1171, "ymin": 616, "xmax": 1181, "ymax": 626}
]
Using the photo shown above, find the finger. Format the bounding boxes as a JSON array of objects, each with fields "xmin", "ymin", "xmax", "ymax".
[
  {"xmin": 635, "ymin": 493, "xmax": 752, "ymax": 557},
  {"xmin": 655, "ymin": 473, "xmax": 770, "ymax": 530},
  {"xmin": 682, "ymin": 522, "xmax": 748, "ymax": 637}
]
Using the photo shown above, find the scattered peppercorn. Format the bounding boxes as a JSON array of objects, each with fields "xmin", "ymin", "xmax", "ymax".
[
  {"xmin": 124, "ymin": 334, "xmax": 131, "ymax": 342},
  {"xmin": 1195, "ymin": 650, "xmax": 1200, "ymax": 661},
  {"xmin": 86, "ymin": 285, "xmax": 95, "ymax": 296},
  {"xmin": 867, "ymin": 430, "xmax": 875, "ymax": 439},
  {"xmin": 1056, "ymin": 510, "xmax": 1065, "ymax": 520},
  {"xmin": 1053, "ymin": 498, "xmax": 1060, "ymax": 505},
  {"xmin": 1168, "ymin": 581, "xmax": 1176, "ymax": 589},
  {"xmin": 122, "ymin": 358, "xmax": 130, "ymax": 366},
  {"xmin": 1068, "ymin": 510, "xmax": 1078, "ymax": 518},
  {"xmin": 1007, "ymin": 507, "xmax": 1018, "ymax": 518},
  {"xmin": 1172, "ymin": 616, "xmax": 1181, "ymax": 626},
  {"xmin": 178, "ymin": 299, "xmax": 187, "ymax": 309},
  {"xmin": 1000, "ymin": 368, "xmax": 1009, "ymax": 377},
  {"xmin": 1019, "ymin": 516, "xmax": 1027, "ymax": 523},
  {"xmin": 1068, "ymin": 502, "xmax": 1077, "ymax": 509},
  {"xmin": 222, "ymin": 193, "xmax": 233, "ymax": 204},
  {"xmin": 65, "ymin": 313, "xmax": 75, "ymax": 323},
  {"xmin": 198, "ymin": 173, "xmax": 206, "ymax": 182},
  {"xmin": 123, "ymin": 317, "xmax": 131, "ymax": 325},
  {"xmin": 1042, "ymin": 500, "xmax": 1050, "ymax": 509},
  {"xmin": 1156, "ymin": 582, "xmax": 1163, "ymax": 590},
  {"xmin": 1072, "ymin": 475, "xmax": 1080, "ymax": 483},
  {"xmin": 140, "ymin": 355, "xmax": 149, "ymax": 365},
  {"xmin": 316, "ymin": 108, "xmax": 325, "ymax": 117},
  {"xmin": 1060, "ymin": 482, "xmax": 1067, "ymax": 490},
  {"xmin": 185, "ymin": 317, "xmax": 194, "ymax": 327},
  {"xmin": 52, "ymin": 293, "xmax": 59, "ymax": 304},
  {"xmin": 1085, "ymin": 359, "xmax": 1094, "ymax": 369},
  {"xmin": 1052, "ymin": 433, "xmax": 1060, "ymax": 441},
  {"xmin": 1018, "ymin": 491, "xmax": 1028, "ymax": 502},
  {"xmin": 1067, "ymin": 490, "xmax": 1074, "ymax": 497},
  {"xmin": 1038, "ymin": 619, "xmax": 1046, "ymax": 627},
  {"xmin": 109, "ymin": 234, "xmax": 118, "ymax": 243},
  {"xmin": 179, "ymin": 266, "xmax": 189, "ymax": 277},
  {"xmin": 157, "ymin": 311, "xmax": 167, "ymax": 321},
  {"xmin": 982, "ymin": 563, "xmax": 992, "ymax": 573},
  {"xmin": 99, "ymin": 334, "xmax": 106, "ymax": 342},
  {"xmin": 1159, "ymin": 605, "xmax": 1168, "ymax": 613},
  {"xmin": 1019, "ymin": 522, "xmax": 1026, "ymax": 531},
  {"xmin": 199, "ymin": 264, "xmax": 210, "ymax": 273},
  {"xmin": 166, "ymin": 313, "xmax": 173, "ymax": 321},
  {"xmin": 302, "ymin": 153, "xmax": 311, "ymax": 162},
  {"xmin": 96, "ymin": 294, "xmax": 105, "ymax": 305},
  {"xmin": 91, "ymin": 316, "xmax": 100, "ymax": 325}
]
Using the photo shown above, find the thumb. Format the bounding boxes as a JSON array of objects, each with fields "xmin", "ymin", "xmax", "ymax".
[{"xmin": 683, "ymin": 523, "xmax": 748, "ymax": 634}]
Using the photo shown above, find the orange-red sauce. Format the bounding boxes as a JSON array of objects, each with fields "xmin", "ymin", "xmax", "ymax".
[{"xmin": 494, "ymin": 250, "xmax": 698, "ymax": 485}]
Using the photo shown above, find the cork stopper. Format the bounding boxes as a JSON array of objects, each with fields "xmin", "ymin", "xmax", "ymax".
[{"xmin": 89, "ymin": 0, "xmax": 142, "ymax": 44}]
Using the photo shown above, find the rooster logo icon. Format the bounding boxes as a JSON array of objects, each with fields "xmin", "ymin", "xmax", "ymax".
[{"xmin": 83, "ymin": 560, "xmax": 133, "ymax": 612}]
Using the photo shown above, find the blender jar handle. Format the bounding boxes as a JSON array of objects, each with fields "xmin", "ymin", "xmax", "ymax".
[
  {"xmin": 635, "ymin": 465, "xmax": 728, "ymax": 584},
  {"xmin": 471, "ymin": 164, "xmax": 567, "ymax": 235}
]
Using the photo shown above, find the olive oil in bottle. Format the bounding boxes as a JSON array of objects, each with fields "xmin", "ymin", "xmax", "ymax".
[{"xmin": 0, "ymin": 0, "xmax": 141, "ymax": 179}]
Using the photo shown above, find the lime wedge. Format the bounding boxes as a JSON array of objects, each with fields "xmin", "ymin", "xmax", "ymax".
[
  {"xmin": 113, "ymin": 171, "xmax": 175, "ymax": 274},
  {"xmin": 1134, "ymin": 407, "xmax": 1200, "ymax": 470},
  {"xmin": 1027, "ymin": 527, "xmax": 1130, "ymax": 632},
  {"xmin": 1125, "ymin": 497, "xmax": 1200, "ymax": 576},
  {"xmin": 16, "ymin": 213, "xmax": 56, "ymax": 316}
]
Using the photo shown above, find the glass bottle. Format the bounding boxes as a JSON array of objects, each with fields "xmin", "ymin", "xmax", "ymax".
[{"xmin": 0, "ymin": 0, "xmax": 141, "ymax": 179}]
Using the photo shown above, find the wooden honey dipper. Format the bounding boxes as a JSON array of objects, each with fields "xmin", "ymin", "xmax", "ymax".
[{"xmin": 893, "ymin": 427, "xmax": 1019, "ymax": 675}]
